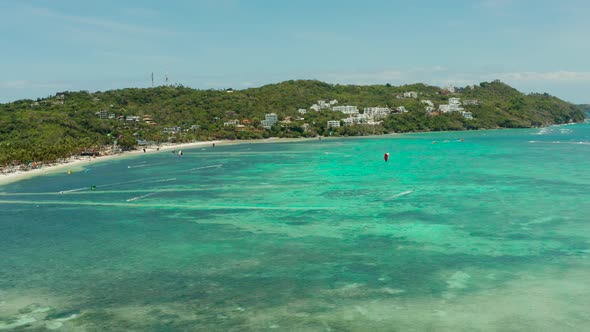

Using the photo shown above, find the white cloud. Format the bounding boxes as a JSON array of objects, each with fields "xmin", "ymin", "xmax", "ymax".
[{"xmin": 23, "ymin": 4, "xmax": 169, "ymax": 35}]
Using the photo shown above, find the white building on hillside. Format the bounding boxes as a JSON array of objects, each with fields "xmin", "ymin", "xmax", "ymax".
[
  {"xmin": 364, "ymin": 107, "xmax": 391, "ymax": 120},
  {"xmin": 439, "ymin": 104, "xmax": 450, "ymax": 113},
  {"xmin": 318, "ymin": 100, "xmax": 330, "ymax": 109},
  {"xmin": 462, "ymin": 111, "xmax": 473, "ymax": 119},
  {"xmin": 332, "ymin": 105, "xmax": 359, "ymax": 115},
  {"xmin": 261, "ymin": 113, "xmax": 278, "ymax": 129},
  {"xmin": 298, "ymin": 108, "xmax": 307, "ymax": 114},
  {"xmin": 421, "ymin": 100, "xmax": 434, "ymax": 107},
  {"xmin": 224, "ymin": 119, "xmax": 240, "ymax": 126},
  {"xmin": 96, "ymin": 109, "xmax": 107, "ymax": 119},
  {"xmin": 327, "ymin": 120, "xmax": 340, "ymax": 128},
  {"xmin": 396, "ymin": 106, "xmax": 408, "ymax": 113},
  {"xmin": 449, "ymin": 98, "xmax": 464, "ymax": 112},
  {"xmin": 403, "ymin": 91, "xmax": 418, "ymax": 98}
]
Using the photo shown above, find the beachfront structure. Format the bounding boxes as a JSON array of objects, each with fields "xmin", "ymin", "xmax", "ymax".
[
  {"xmin": 298, "ymin": 108, "xmax": 307, "ymax": 114},
  {"xmin": 224, "ymin": 119, "xmax": 240, "ymax": 126},
  {"xmin": 261, "ymin": 113, "xmax": 278, "ymax": 129},
  {"xmin": 327, "ymin": 120, "xmax": 341, "ymax": 128},
  {"xmin": 462, "ymin": 111, "xmax": 473, "ymax": 120},
  {"xmin": 403, "ymin": 91, "xmax": 418, "ymax": 98},
  {"xmin": 162, "ymin": 127, "xmax": 181, "ymax": 134},
  {"xmin": 332, "ymin": 105, "xmax": 359, "ymax": 114}
]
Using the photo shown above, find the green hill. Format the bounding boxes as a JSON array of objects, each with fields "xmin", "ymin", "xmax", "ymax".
[{"xmin": 0, "ymin": 80, "xmax": 585, "ymax": 167}]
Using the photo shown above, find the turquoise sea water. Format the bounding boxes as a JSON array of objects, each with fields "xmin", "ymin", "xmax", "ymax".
[{"xmin": 1, "ymin": 124, "xmax": 590, "ymax": 331}]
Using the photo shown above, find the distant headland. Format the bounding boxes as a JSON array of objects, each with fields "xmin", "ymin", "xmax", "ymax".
[{"xmin": 0, "ymin": 79, "xmax": 585, "ymax": 171}]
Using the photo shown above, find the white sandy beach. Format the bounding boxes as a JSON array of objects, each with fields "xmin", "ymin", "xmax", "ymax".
[
  {"xmin": 0, "ymin": 136, "xmax": 333, "ymax": 186},
  {"xmin": 0, "ymin": 140, "xmax": 223, "ymax": 186}
]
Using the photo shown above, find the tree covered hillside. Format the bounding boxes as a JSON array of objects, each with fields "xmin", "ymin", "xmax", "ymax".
[{"xmin": 0, "ymin": 80, "xmax": 585, "ymax": 167}]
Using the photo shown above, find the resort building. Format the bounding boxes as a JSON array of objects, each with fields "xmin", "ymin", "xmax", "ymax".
[
  {"xmin": 332, "ymin": 105, "xmax": 359, "ymax": 115},
  {"xmin": 96, "ymin": 109, "xmax": 108, "ymax": 119},
  {"xmin": 261, "ymin": 113, "xmax": 278, "ymax": 129},
  {"xmin": 403, "ymin": 91, "xmax": 418, "ymax": 98},
  {"xmin": 162, "ymin": 127, "xmax": 181, "ymax": 134},
  {"xmin": 317, "ymin": 100, "xmax": 330, "ymax": 109},
  {"xmin": 448, "ymin": 98, "xmax": 464, "ymax": 112},
  {"xmin": 327, "ymin": 120, "xmax": 341, "ymax": 128},
  {"xmin": 224, "ymin": 119, "xmax": 240, "ymax": 126},
  {"xmin": 421, "ymin": 100, "xmax": 434, "ymax": 107},
  {"xmin": 462, "ymin": 111, "xmax": 473, "ymax": 120},
  {"xmin": 364, "ymin": 107, "xmax": 391, "ymax": 120},
  {"xmin": 439, "ymin": 104, "xmax": 450, "ymax": 113}
]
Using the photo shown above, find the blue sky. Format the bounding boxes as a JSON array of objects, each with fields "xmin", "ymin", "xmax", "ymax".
[{"xmin": 1, "ymin": 0, "xmax": 589, "ymax": 103}]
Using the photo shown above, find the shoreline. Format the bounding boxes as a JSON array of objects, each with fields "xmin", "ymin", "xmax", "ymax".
[
  {"xmin": 0, "ymin": 121, "xmax": 582, "ymax": 187},
  {"xmin": 0, "ymin": 137, "xmax": 327, "ymax": 186}
]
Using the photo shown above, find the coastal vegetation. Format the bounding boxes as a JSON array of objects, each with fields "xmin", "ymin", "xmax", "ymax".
[{"xmin": 0, "ymin": 80, "xmax": 585, "ymax": 167}]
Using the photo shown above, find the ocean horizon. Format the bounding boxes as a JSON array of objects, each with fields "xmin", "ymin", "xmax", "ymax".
[{"xmin": 1, "ymin": 123, "xmax": 590, "ymax": 331}]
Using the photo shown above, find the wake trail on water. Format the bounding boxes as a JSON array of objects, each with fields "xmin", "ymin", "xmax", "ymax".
[
  {"xmin": 188, "ymin": 164, "xmax": 223, "ymax": 171},
  {"xmin": 126, "ymin": 192, "xmax": 157, "ymax": 202},
  {"xmin": 388, "ymin": 190, "xmax": 415, "ymax": 200},
  {"xmin": 57, "ymin": 178, "xmax": 176, "ymax": 193},
  {"xmin": 127, "ymin": 162, "xmax": 167, "ymax": 169},
  {"xmin": 0, "ymin": 200, "xmax": 338, "ymax": 210},
  {"xmin": 0, "ymin": 184, "xmax": 311, "ymax": 196}
]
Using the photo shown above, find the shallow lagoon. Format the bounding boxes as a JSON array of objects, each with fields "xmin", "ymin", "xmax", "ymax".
[{"xmin": 1, "ymin": 124, "xmax": 590, "ymax": 331}]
